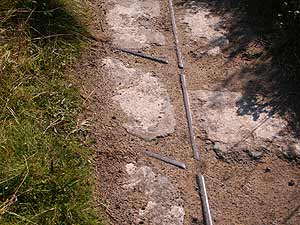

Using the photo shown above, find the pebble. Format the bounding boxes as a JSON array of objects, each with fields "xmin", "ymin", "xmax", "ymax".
[
  {"xmin": 192, "ymin": 217, "xmax": 199, "ymax": 224},
  {"xmin": 207, "ymin": 47, "xmax": 221, "ymax": 56},
  {"xmin": 213, "ymin": 142, "xmax": 221, "ymax": 151},
  {"xmin": 288, "ymin": 180, "xmax": 295, "ymax": 186},
  {"xmin": 250, "ymin": 151, "xmax": 263, "ymax": 160},
  {"xmin": 287, "ymin": 143, "xmax": 300, "ymax": 159},
  {"xmin": 205, "ymin": 139, "xmax": 212, "ymax": 144},
  {"xmin": 264, "ymin": 167, "xmax": 272, "ymax": 173}
]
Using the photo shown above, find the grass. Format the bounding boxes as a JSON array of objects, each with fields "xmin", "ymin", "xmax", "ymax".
[{"xmin": 0, "ymin": 0, "xmax": 102, "ymax": 224}]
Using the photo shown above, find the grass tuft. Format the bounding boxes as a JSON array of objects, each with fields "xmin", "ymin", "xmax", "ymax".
[{"xmin": 0, "ymin": 0, "xmax": 102, "ymax": 224}]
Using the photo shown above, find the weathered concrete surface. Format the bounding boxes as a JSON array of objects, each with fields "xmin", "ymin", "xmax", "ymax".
[
  {"xmin": 102, "ymin": 58, "xmax": 176, "ymax": 140},
  {"xmin": 106, "ymin": 0, "xmax": 165, "ymax": 49},
  {"xmin": 191, "ymin": 90, "xmax": 287, "ymax": 153},
  {"xmin": 124, "ymin": 163, "xmax": 184, "ymax": 225},
  {"xmin": 182, "ymin": 7, "xmax": 229, "ymax": 55}
]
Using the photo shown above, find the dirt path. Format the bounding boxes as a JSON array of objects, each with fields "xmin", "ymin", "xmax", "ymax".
[{"xmin": 76, "ymin": 0, "xmax": 300, "ymax": 224}]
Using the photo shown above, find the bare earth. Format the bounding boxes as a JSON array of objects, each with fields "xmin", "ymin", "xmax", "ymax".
[{"xmin": 75, "ymin": 0, "xmax": 300, "ymax": 224}]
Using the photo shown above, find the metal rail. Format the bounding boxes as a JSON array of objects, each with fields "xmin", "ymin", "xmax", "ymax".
[
  {"xmin": 180, "ymin": 73, "xmax": 200, "ymax": 160},
  {"xmin": 119, "ymin": 48, "xmax": 169, "ymax": 64},
  {"xmin": 167, "ymin": 1, "xmax": 214, "ymax": 224},
  {"xmin": 145, "ymin": 150, "xmax": 186, "ymax": 169},
  {"xmin": 168, "ymin": 0, "xmax": 184, "ymax": 69},
  {"xmin": 197, "ymin": 175, "xmax": 213, "ymax": 225}
]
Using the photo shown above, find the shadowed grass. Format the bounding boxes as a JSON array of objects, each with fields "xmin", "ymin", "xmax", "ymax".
[{"xmin": 0, "ymin": 0, "xmax": 102, "ymax": 224}]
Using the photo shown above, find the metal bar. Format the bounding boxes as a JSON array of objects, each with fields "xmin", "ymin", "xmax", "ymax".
[
  {"xmin": 119, "ymin": 48, "xmax": 169, "ymax": 64},
  {"xmin": 145, "ymin": 150, "xmax": 186, "ymax": 169},
  {"xmin": 197, "ymin": 175, "xmax": 213, "ymax": 225},
  {"xmin": 168, "ymin": 0, "xmax": 184, "ymax": 69},
  {"xmin": 180, "ymin": 73, "xmax": 200, "ymax": 160}
]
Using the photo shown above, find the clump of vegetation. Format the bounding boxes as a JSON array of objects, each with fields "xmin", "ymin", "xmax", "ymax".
[{"xmin": 0, "ymin": 0, "xmax": 102, "ymax": 224}]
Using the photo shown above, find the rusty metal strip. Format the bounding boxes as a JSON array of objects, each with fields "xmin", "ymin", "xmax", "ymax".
[
  {"xmin": 119, "ymin": 48, "xmax": 169, "ymax": 64},
  {"xmin": 180, "ymin": 73, "xmax": 200, "ymax": 160},
  {"xmin": 197, "ymin": 174, "xmax": 213, "ymax": 225},
  {"xmin": 145, "ymin": 150, "xmax": 186, "ymax": 169},
  {"xmin": 168, "ymin": 0, "xmax": 184, "ymax": 69}
]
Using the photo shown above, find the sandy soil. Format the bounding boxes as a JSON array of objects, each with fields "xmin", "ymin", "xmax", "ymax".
[{"xmin": 74, "ymin": 0, "xmax": 300, "ymax": 224}]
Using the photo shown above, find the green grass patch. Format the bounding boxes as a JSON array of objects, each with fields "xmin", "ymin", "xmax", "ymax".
[{"xmin": 0, "ymin": 0, "xmax": 102, "ymax": 224}]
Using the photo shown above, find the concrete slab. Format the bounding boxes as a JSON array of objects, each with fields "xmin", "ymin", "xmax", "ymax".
[
  {"xmin": 103, "ymin": 58, "xmax": 176, "ymax": 141},
  {"xmin": 106, "ymin": 0, "xmax": 165, "ymax": 49},
  {"xmin": 191, "ymin": 90, "xmax": 287, "ymax": 153},
  {"xmin": 182, "ymin": 7, "xmax": 229, "ymax": 55},
  {"xmin": 124, "ymin": 163, "xmax": 185, "ymax": 225}
]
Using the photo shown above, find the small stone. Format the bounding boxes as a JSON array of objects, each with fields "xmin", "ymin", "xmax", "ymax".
[
  {"xmin": 288, "ymin": 180, "xmax": 295, "ymax": 186},
  {"xmin": 207, "ymin": 47, "xmax": 221, "ymax": 56},
  {"xmin": 250, "ymin": 151, "xmax": 263, "ymax": 160},
  {"xmin": 205, "ymin": 139, "xmax": 212, "ymax": 144},
  {"xmin": 264, "ymin": 167, "xmax": 272, "ymax": 173},
  {"xmin": 214, "ymin": 37, "xmax": 229, "ymax": 47},
  {"xmin": 213, "ymin": 142, "xmax": 221, "ymax": 151},
  {"xmin": 287, "ymin": 143, "xmax": 300, "ymax": 159},
  {"xmin": 112, "ymin": 116, "xmax": 117, "ymax": 120},
  {"xmin": 191, "ymin": 217, "xmax": 199, "ymax": 224}
]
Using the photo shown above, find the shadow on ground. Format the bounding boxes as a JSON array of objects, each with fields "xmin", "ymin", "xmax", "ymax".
[
  {"xmin": 177, "ymin": 0, "xmax": 300, "ymax": 137},
  {"xmin": 0, "ymin": 0, "xmax": 89, "ymax": 45}
]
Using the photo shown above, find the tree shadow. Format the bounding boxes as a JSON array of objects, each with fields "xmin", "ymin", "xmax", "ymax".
[
  {"xmin": 233, "ymin": 66, "xmax": 300, "ymax": 137},
  {"xmin": 177, "ymin": 0, "xmax": 300, "ymax": 137},
  {"xmin": 1, "ymin": 0, "xmax": 88, "ymax": 43}
]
